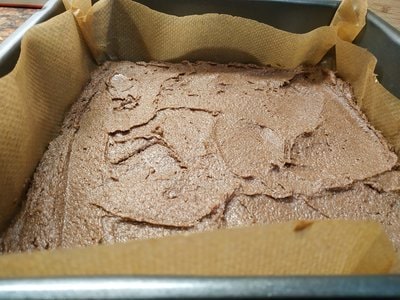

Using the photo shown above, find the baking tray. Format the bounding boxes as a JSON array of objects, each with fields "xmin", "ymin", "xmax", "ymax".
[
  {"xmin": 0, "ymin": 0, "xmax": 400, "ymax": 299},
  {"xmin": 1, "ymin": 0, "xmax": 400, "ymax": 98}
]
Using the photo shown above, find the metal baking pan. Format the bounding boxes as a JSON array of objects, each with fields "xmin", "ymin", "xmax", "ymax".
[
  {"xmin": 1, "ymin": 0, "xmax": 399, "ymax": 97},
  {"xmin": 0, "ymin": 0, "xmax": 400, "ymax": 299}
]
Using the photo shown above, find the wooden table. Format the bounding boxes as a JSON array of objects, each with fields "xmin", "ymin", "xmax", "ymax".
[
  {"xmin": 0, "ymin": 0, "xmax": 399, "ymax": 44},
  {"xmin": 369, "ymin": 0, "xmax": 400, "ymax": 30}
]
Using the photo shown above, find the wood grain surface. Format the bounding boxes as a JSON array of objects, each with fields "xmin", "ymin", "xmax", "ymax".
[{"xmin": 369, "ymin": 0, "xmax": 400, "ymax": 30}]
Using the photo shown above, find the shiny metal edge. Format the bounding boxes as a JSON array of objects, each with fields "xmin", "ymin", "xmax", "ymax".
[
  {"xmin": 0, "ymin": 0, "xmax": 64, "ymax": 76},
  {"xmin": 357, "ymin": 10, "xmax": 400, "ymax": 97},
  {"xmin": 368, "ymin": 10, "xmax": 400, "ymax": 42},
  {"xmin": 0, "ymin": 276, "xmax": 399, "ymax": 299}
]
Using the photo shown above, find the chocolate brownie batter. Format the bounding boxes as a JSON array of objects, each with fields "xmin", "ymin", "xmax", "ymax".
[{"xmin": 1, "ymin": 61, "xmax": 399, "ymax": 253}]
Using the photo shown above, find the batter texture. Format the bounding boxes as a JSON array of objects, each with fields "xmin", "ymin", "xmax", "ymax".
[{"xmin": 1, "ymin": 61, "xmax": 399, "ymax": 252}]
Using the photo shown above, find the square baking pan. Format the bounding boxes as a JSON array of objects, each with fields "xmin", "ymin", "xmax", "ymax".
[{"xmin": 0, "ymin": 0, "xmax": 400, "ymax": 299}]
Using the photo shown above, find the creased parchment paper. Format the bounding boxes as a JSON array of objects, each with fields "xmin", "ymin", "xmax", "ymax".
[{"xmin": 0, "ymin": 0, "xmax": 399, "ymax": 276}]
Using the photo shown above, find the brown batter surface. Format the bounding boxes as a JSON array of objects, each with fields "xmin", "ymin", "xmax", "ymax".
[{"xmin": 1, "ymin": 61, "xmax": 399, "ymax": 253}]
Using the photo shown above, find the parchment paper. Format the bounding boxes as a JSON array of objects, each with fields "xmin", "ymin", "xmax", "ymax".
[
  {"xmin": 0, "ymin": 0, "xmax": 398, "ymax": 276},
  {"xmin": 0, "ymin": 220, "xmax": 395, "ymax": 276}
]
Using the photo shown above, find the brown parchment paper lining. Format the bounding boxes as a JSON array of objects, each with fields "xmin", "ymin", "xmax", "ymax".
[
  {"xmin": 0, "ymin": 0, "xmax": 399, "ymax": 276},
  {"xmin": 0, "ymin": 220, "xmax": 395, "ymax": 276}
]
